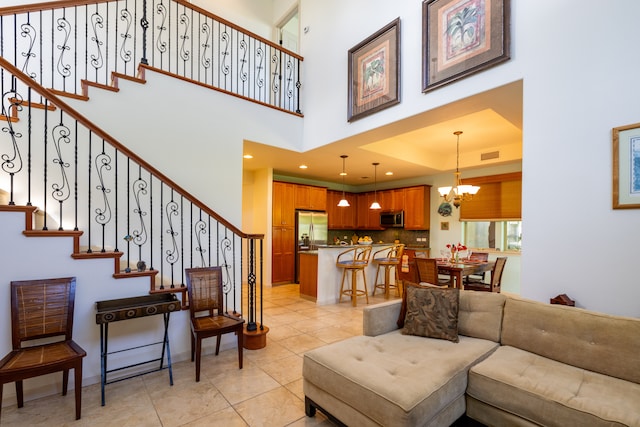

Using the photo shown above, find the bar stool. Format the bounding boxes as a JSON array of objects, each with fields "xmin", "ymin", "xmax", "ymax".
[
  {"xmin": 371, "ymin": 244, "xmax": 405, "ymax": 298},
  {"xmin": 336, "ymin": 245, "xmax": 372, "ymax": 306}
]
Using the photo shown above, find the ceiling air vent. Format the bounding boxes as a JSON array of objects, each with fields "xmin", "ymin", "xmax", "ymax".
[{"xmin": 481, "ymin": 151, "xmax": 500, "ymax": 161}]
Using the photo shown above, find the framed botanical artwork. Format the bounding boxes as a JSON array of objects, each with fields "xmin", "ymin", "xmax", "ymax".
[
  {"xmin": 612, "ymin": 122, "xmax": 640, "ymax": 209},
  {"xmin": 348, "ymin": 18, "xmax": 400, "ymax": 122},
  {"xmin": 422, "ymin": 0, "xmax": 510, "ymax": 92}
]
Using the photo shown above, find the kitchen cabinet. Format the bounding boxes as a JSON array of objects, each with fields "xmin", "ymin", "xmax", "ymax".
[
  {"xmin": 272, "ymin": 182, "xmax": 296, "ymax": 283},
  {"xmin": 272, "ymin": 226, "xmax": 295, "ymax": 283},
  {"xmin": 273, "ymin": 181, "xmax": 295, "ymax": 226},
  {"xmin": 356, "ymin": 192, "xmax": 384, "ymax": 230},
  {"xmin": 327, "ymin": 190, "xmax": 356, "ymax": 229},
  {"xmin": 403, "ymin": 185, "xmax": 431, "ymax": 230},
  {"xmin": 299, "ymin": 252, "xmax": 318, "ymax": 299},
  {"xmin": 295, "ymin": 185, "xmax": 327, "ymax": 211},
  {"xmin": 391, "ymin": 188, "xmax": 405, "ymax": 211}
]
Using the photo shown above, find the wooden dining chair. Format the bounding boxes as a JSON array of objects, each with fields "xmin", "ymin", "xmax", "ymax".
[
  {"xmin": 0, "ymin": 277, "xmax": 86, "ymax": 422},
  {"xmin": 464, "ymin": 251, "xmax": 489, "ymax": 284},
  {"xmin": 465, "ymin": 257, "xmax": 507, "ymax": 293},
  {"xmin": 414, "ymin": 258, "xmax": 450, "ymax": 286},
  {"xmin": 185, "ymin": 267, "xmax": 245, "ymax": 382}
]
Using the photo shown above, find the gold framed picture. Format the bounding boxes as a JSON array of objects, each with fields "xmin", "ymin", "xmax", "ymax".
[
  {"xmin": 348, "ymin": 18, "xmax": 400, "ymax": 122},
  {"xmin": 612, "ymin": 122, "xmax": 640, "ymax": 209},
  {"xmin": 422, "ymin": 0, "xmax": 510, "ymax": 92}
]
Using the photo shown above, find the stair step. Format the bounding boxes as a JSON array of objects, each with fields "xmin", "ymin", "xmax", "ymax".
[
  {"xmin": 48, "ymin": 88, "xmax": 89, "ymax": 102},
  {"xmin": 72, "ymin": 251, "xmax": 123, "ymax": 260},
  {"xmin": 81, "ymin": 79, "xmax": 119, "ymax": 97}
]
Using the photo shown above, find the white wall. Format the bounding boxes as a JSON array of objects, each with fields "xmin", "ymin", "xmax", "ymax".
[
  {"xmin": 66, "ymin": 66, "xmax": 303, "ymax": 227},
  {"xmin": 287, "ymin": 0, "xmax": 640, "ymax": 317}
]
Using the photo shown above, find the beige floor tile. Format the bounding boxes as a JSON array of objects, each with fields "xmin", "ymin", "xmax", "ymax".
[
  {"xmin": 309, "ymin": 326, "xmax": 357, "ymax": 344},
  {"xmin": 181, "ymin": 406, "xmax": 249, "ymax": 426},
  {"xmin": 265, "ymin": 324, "xmax": 304, "ymax": 342},
  {"xmin": 243, "ymin": 340, "xmax": 296, "ymax": 365},
  {"xmin": 147, "ymin": 376, "xmax": 230, "ymax": 427},
  {"xmin": 260, "ymin": 354, "xmax": 304, "ymax": 385},
  {"xmin": 278, "ymin": 334, "xmax": 326, "ymax": 355},
  {"xmin": 284, "ymin": 377, "xmax": 305, "ymax": 402},
  {"xmin": 233, "ymin": 386, "xmax": 304, "ymax": 427},
  {"xmin": 210, "ymin": 366, "xmax": 280, "ymax": 405},
  {"xmin": 2, "ymin": 283, "xmax": 370, "ymax": 427}
]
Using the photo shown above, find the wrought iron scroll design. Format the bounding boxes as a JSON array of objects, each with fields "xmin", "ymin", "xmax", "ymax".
[
  {"xmin": 50, "ymin": 117, "xmax": 72, "ymax": 229},
  {"xmin": 55, "ymin": 16, "xmax": 72, "ymax": 81},
  {"xmin": 0, "ymin": 78, "xmax": 23, "ymax": 205},
  {"xmin": 119, "ymin": 8, "xmax": 133, "ymax": 64},
  {"xmin": 20, "ymin": 22, "xmax": 37, "ymax": 79},
  {"xmin": 1, "ymin": 0, "xmax": 302, "ymax": 114},
  {"xmin": 94, "ymin": 145, "xmax": 112, "ymax": 239}
]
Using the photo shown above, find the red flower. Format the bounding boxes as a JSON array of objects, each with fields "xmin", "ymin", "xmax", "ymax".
[{"xmin": 447, "ymin": 243, "xmax": 467, "ymax": 252}]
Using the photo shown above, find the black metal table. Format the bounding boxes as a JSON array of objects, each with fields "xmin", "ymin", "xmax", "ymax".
[{"xmin": 95, "ymin": 293, "xmax": 180, "ymax": 406}]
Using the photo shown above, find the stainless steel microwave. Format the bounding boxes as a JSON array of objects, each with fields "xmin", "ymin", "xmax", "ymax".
[{"xmin": 380, "ymin": 211, "xmax": 404, "ymax": 228}]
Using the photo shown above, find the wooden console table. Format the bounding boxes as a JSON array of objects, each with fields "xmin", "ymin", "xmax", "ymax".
[{"xmin": 95, "ymin": 293, "xmax": 180, "ymax": 406}]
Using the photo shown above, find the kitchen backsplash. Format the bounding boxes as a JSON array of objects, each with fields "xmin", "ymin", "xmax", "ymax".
[{"xmin": 328, "ymin": 229, "xmax": 429, "ymax": 247}]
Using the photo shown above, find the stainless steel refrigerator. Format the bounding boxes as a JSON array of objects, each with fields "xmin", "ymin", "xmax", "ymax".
[{"xmin": 295, "ymin": 210, "xmax": 328, "ymax": 283}]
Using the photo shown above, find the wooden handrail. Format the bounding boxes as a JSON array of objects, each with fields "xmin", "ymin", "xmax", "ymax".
[{"xmin": 0, "ymin": 56, "xmax": 263, "ymax": 241}]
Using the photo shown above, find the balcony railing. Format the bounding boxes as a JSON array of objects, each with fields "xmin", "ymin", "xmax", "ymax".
[{"xmin": 0, "ymin": 0, "xmax": 302, "ymax": 115}]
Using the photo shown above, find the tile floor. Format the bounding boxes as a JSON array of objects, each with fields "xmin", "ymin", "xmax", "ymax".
[{"xmin": 0, "ymin": 284, "xmax": 400, "ymax": 427}]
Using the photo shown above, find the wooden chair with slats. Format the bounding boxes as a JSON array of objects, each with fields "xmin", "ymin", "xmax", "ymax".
[
  {"xmin": 185, "ymin": 267, "xmax": 245, "ymax": 382},
  {"xmin": 465, "ymin": 257, "xmax": 507, "ymax": 293},
  {"xmin": 464, "ymin": 251, "xmax": 489, "ymax": 284},
  {"xmin": 414, "ymin": 258, "xmax": 450, "ymax": 287},
  {"xmin": 0, "ymin": 277, "xmax": 86, "ymax": 422}
]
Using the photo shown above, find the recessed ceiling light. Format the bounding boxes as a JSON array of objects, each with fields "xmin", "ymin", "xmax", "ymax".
[
  {"xmin": 243, "ymin": 154, "xmax": 253, "ymax": 159},
  {"xmin": 299, "ymin": 164, "xmax": 308, "ymax": 169},
  {"xmin": 385, "ymin": 171, "xmax": 393, "ymax": 176}
]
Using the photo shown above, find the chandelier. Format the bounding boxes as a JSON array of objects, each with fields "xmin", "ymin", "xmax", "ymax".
[
  {"xmin": 337, "ymin": 155, "xmax": 350, "ymax": 207},
  {"xmin": 437, "ymin": 131, "xmax": 480, "ymax": 208}
]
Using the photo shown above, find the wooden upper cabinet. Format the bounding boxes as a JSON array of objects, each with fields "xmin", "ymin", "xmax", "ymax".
[
  {"xmin": 403, "ymin": 185, "xmax": 431, "ymax": 230},
  {"xmin": 273, "ymin": 181, "xmax": 295, "ymax": 226},
  {"xmin": 356, "ymin": 192, "xmax": 384, "ymax": 230},
  {"xmin": 391, "ymin": 188, "xmax": 405, "ymax": 211},
  {"xmin": 295, "ymin": 185, "xmax": 327, "ymax": 211},
  {"xmin": 378, "ymin": 190, "xmax": 393, "ymax": 212},
  {"xmin": 327, "ymin": 190, "xmax": 356, "ymax": 229}
]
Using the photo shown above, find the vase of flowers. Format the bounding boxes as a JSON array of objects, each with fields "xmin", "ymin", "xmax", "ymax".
[{"xmin": 446, "ymin": 243, "xmax": 467, "ymax": 264}]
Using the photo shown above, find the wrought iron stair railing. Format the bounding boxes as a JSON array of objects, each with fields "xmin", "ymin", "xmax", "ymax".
[
  {"xmin": 0, "ymin": 56, "xmax": 265, "ymax": 332},
  {"xmin": 0, "ymin": 0, "xmax": 302, "ymax": 115}
]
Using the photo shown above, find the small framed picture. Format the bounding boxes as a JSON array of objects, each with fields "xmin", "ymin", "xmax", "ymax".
[
  {"xmin": 612, "ymin": 122, "xmax": 640, "ymax": 209},
  {"xmin": 440, "ymin": 221, "xmax": 450, "ymax": 230},
  {"xmin": 422, "ymin": 0, "xmax": 510, "ymax": 92},
  {"xmin": 348, "ymin": 18, "xmax": 401, "ymax": 122}
]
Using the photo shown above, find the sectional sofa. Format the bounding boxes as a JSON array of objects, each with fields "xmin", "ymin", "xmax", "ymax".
[{"xmin": 303, "ymin": 287, "xmax": 640, "ymax": 426}]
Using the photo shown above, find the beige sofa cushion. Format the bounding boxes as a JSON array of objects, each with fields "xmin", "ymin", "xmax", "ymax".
[
  {"xmin": 501, "ymin": 297, "xmax": 640, "ymax": 383},
  {"xmin": 458, "ymin": 291, "xmax": 506, "ymax": 342},
  {"xmin": 468, "ymin": 346, "xmax": 640, "ymax": 427},
  {"xmin": 303, "ymin": 331, "xmax": 498, "ymax": 427}
]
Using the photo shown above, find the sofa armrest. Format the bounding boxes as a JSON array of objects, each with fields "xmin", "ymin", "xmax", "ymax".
[{"xmin": 363, "ymin": 300, "xmax": 402, "ymax": 336}]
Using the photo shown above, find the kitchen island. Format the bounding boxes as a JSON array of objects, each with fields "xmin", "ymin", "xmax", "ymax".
[{"xmin": 314, "ymin": 244, "xmax": 391, "ymax": 305}]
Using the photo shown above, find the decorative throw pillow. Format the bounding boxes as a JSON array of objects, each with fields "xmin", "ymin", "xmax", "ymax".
[
  {"xmin": 397, "ymin": 281, "xmax": 443, "ymax": 328},
  {"xmin": 401, "ymin": 285, "xmax": 460, "ymax": 343}
]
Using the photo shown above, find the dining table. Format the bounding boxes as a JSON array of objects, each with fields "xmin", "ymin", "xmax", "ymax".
[{"xmin": 437, "ymin": 259, "xmax": 495, "ymax": 289}]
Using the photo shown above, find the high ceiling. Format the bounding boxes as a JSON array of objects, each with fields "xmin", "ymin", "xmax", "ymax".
[{"xmin": 243, "ymin": 80, "xmax": 522, "ymax": 188}]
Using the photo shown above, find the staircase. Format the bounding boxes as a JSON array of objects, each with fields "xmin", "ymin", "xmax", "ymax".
[{"xmin": 0, "ymin": 0, "xmax": 280, "ymax": 403}]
